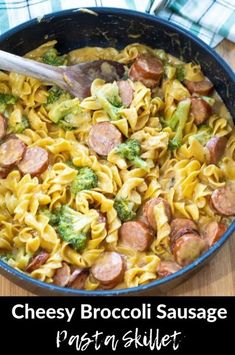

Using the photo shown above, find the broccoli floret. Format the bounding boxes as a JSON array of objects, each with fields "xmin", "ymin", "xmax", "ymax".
[
  {"xmin": 8, "ymin": 116, "xmax": 29, "ymax": 134},
  {"xmin": 48, "ymin": 97, "xmax": 89, "ymax": 130},
  {"xmin": 0, "ymin": 93, "xmax": 18, "ymax": 113},
  {"xmin": 175, "ymin": 64, "xmax": 185, "ymax": 81},
  {"xmin": 115, "ymin": 139, "xmax": 148, "ymax": 169},
  {"xmin": 114, "ymin": 197, "xmax": 136, "ymax": 222},
  {"xmin": 70, "ymin": 167, "xmax": 98, "ymax": 194},
  {"xmin": 188, "ymin": 125, "xmax": 213, "ymax": 146},
  {"xmin": 48, "ymin": 98, "xmax": 80, "ymax": 123},
  {"xmin": 57, "ymin": 205, "xmax": 95, "ymax": 251},
  {"xmin": 46, "ymin": 86, "xmax": 67, "ymax": 105},
  {"xmin": 96, "ymin": 82, "xmax": 123, "ymax": 121},
  {"xmin": 58, "ymin": 114, "xmax": 83, "ymax": 130},
  {"xmin": 168, "ymin": 98, "xmax": 191, "ymax": 150},
  {"xmin": 40, "ymin": 208, "xmax": 60, "ymax": 226},
  {"xmin": 0, "ymin": 252, "xmax": 14, "ymax": 262},
  {"xmin": 42, "ymin": 48, "xmax": 66, "ymax": 66}
]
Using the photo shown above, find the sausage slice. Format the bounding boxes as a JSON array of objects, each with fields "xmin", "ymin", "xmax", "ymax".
[
  {"xmin": 172, "ymin": 233, "xmax": 208, "ymax": 266},
  {"xmin": 88, "ymin": 122, "xmax": 122, "ymax": 156},
  {"xmin": 68, "ymin": 268, "xmax": 89, "ymax": 289},
  {"xmin": 17, "ymin": 146, "xmax": 49, "ymax": 176},
  {"xmin": 191, "ymin": 97, "xmax": 212, "ymax": 125},
  {"xmin": 142, "ymin": 197, "xmax": 172, "ymax": 230},
  {"xmin": 0, "ymin": 166, "xmax": 11, "ymax": 179},
  {"xmin": 184, "ymin": 80, "xmax": 214, "ymax": 95},
  {"xmin": 171, "ymin": 228, "xmax": 200, "ymax": 248},
  {"xmin": 91, "ymin": 251, "xmax": 124, "ymax": 287},
  {"xmin": 211, "ymin": 184, "xmax": 235, "ymax": 216},
  {"xmin": 170, "ymin": 218, "xmax": 198, "ymax": 244},
  {"xmin": 129, "ymin": 54, "xmax": 164, "ymax": 88},
  {"xmin": 203, "ymin": 221, "xmax": 227, "ymax": 247},
  {"xmin": 97, "ymin": 211, "xmax": 108, "ymax": 229},
  {"xmin": 0, "ymin": 113, "xmax": 7, "ymax": 140},
  {"xmin": 53, "ymin": 262, "xmax": 71, "ymax": 287},
  {"xmin": 117, "ymin": 80, "xmax": 133, "ymax": 107},
  {"xmin": 157, "ymin": 260, "xmax": 181, "ymax": 278},
  {"xmin": 25, "ymin": 251, "xmax": 49, "ymax": 273},
  {"xmin": 205, "ymin": 136, "xmax": 227, "ymax": 164},
  {"xmin": 0, "ymin": 137, "xmax": 26, "ymax": 168},
  {"xmin": 119, "ymin": 220, "xmax": 154, "ymax": 252}
]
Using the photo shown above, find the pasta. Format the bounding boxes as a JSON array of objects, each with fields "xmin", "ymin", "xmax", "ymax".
[{"xmin": 0, "ymin": 41, "xmax": 234, "ymax": 291}]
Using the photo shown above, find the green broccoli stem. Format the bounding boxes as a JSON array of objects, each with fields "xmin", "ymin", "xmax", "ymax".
[
  {"xmin": 132, "ymin": 156, "xmax": 148, "ymax": 169},
  {"xmin": 168, "ymin": 98, "xmax": 191, "ymax": 150},
  {"xmin": 96, "ymin": 92, "xmax": 121, "ymax": 121},
  {"xmin": 96, "ymin": 82, "xmax": 123, "ymax": 121},
  {"xmin": 168, "ymin": 98, "xmax": 190, "ymax": 131},
  {"xmin": 168, "ymin": 112, "xmax": 179, "ymax": 131},
  {"xmin": 188, "ymin": 125, "xmax": 212, "ymax": 146},
  {"xmin": 201, "ymin": 96, "xmax": 215, "ymax": 106}
]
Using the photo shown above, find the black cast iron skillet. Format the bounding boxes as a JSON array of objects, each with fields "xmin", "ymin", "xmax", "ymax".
[{"xmin": 0, "ymin": 7, "xmax": 234, "ymax": 296}]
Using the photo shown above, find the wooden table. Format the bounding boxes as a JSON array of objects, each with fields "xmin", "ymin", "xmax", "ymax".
[{"xmin": 0, "ymin": 40, "xmax": 234, "ymax": 296}]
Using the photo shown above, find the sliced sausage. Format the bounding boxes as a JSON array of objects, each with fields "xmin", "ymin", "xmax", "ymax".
[
  {"xmin": 142, "ymin": 197, "xmax": 172, "ymax": 230},
  {"xmin": 0, "ymin": 137, "xmax": 26, "ymax": 168},
  {"xmin": 17, "ymin": 146, "xmax": 49, "ymax": 176},
  {"xmin": 53, "ymin": 262, "xmax": 71, "ymax": 287},
  {"xmin": 184, "ymin": 80, "xmax": 214, "ymax": 95},
  {"xmin": 205, "ymin": 136, "xmax": 227, "ymax": 164},
  {"xmin": 91, "ymin": 251, "xmax": 124, "ymax": 287},
  {"xmin": 129, "ymin": 54, "xmax": 164, "ymax": 88},
  {"xmin": 157, "ymin": 260, "xmax": 181, "ymax": 278},
  {"xmin": 68, "ymin": 268, "xmax": 89, "ymax": 289},
  {"xmin": 191, "ymin": 97, "xmax": 212, "ymax": 125},
  {"xmin": 170, "ymin": 218, "xmax": 198, "ymax": 244},
  {"xmin": 211, "ymin": 184, "xmax": 235, "ymax": 216},
  {"xmin": 97, "ymin": 211, "xmax": 107, "ymax": 224},
  {"xmin": 172, "ymin": 233, "xmax": 208, "ymax": 266},
  {"xmin": 117, "ymin": 80, "xmax": 133, "ymax": 107},
  {"xmin": 25, "ymin": 251, "xmax": 49, "ymax": 273},
  {"xmin": 88, "ymin": 122, "xmax": 122, "ymax": 156},
  {"xmin": 97, "ymin": 211, "xmax": 108, "ymax": 229},
  {"xmin": 203, "ymin": 221, "xmax": 227, "ymax": 247},
  {"xmin": 0, "ymin": 113, "xmax": 7, "ymax": 140},
  {"xmin": 119, "ymin": 220, "xmax": 154, "ymax": 252},
  {"xmin": 174, "ymin": 228, "xmax": 199, "ymax": 241},
  {"xmin": 130, "ymin": 65, "xmax": 158, "ymax": 88},
  {"xmin": 0, "ymin": 166, "xmax": 11, "ymax": 178}
]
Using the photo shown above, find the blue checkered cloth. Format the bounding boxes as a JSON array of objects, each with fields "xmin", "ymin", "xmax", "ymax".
[{"xmin": 0, "ymin": 0, "xmax": 235, "ymax": 47}]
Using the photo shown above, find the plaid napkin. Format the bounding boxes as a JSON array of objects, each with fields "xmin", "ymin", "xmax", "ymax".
[{"xmin": 0, "ymin": 0, "xmax": 234, "ymax": 47}]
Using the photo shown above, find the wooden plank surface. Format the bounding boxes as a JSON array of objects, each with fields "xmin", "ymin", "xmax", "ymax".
[{"xmin": 0, "ymin": 39, "xmax": 234, "ymax": 296}]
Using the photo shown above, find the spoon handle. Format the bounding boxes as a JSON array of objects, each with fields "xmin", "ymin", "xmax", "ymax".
[{"xmin": 0, "ymin": 49, "xmax": 66, "ymax": 87}]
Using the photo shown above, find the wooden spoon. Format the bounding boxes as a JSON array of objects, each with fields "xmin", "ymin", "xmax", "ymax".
[{"xmin": 0, "ymin": 49, "xmax": 125, "ymax": 98}]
